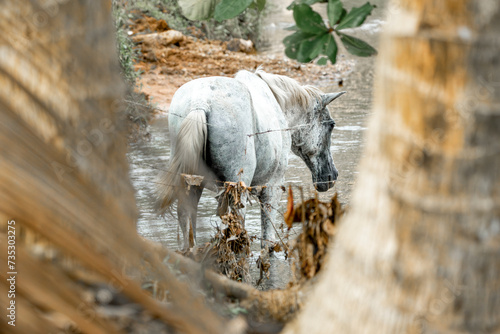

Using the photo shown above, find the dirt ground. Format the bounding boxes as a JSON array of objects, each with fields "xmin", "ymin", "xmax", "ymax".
[{"xmin": 131, "ymin": 16, "xmax": 353, "ymax": 110}]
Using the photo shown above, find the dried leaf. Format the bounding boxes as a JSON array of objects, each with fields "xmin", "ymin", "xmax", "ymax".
[
  {"xmin": 272, "ymin": 242, "xmax": 283, "ymax": 253},
  {"xmin": 284, "ymin": 185, "xmax": 295, "ymax": 229}
]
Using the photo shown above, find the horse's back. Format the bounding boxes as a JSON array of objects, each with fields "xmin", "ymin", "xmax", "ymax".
[
  {"xmin": 169, "ymin": 76, "xmax": 251, "ymax": 130},
  {"xmin": 169, "ymin": 76, "xmax": 258, "ymax": 184}
]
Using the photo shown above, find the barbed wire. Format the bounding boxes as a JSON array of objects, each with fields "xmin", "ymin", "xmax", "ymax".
[
  {"xmin": 125, "ymin": 99, "xmax": 337, "ymax": 138},
  {"xmin": 130, "ymin": 159, "xmax": 337, "ymax": 188}
]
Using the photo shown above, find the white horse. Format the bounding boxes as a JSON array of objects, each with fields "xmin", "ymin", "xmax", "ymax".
[{"xmin": 156, "ymin": 69, "xmax": 345, "ymax": 249}]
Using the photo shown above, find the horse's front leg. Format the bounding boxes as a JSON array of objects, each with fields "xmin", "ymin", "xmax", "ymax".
[
  {"xmin": 177, "ymin": 186, "xmax": 203, "ymax": 249},
  {"xmin": 258, "ymin": 186, "xmax": 282, "ymax": 250}
]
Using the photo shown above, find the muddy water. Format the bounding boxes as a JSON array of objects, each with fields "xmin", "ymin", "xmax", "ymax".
[{"xmin": 128, "ymin": 0, "xmax": 387, "ymax": 289}]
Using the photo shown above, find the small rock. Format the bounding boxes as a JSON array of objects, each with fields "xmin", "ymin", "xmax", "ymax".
[
  {"xmin": 226, "ymin": 38, "xmax": 255, "ymax": 54},
  {"xmin": 132, "ymin": 30, "xmax": 184, "ymax": 48}
]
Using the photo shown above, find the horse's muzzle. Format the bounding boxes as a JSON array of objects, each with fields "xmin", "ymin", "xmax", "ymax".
[{"xmin": 314, "ymin": 169, "xmax": 338, "ymax": 192}]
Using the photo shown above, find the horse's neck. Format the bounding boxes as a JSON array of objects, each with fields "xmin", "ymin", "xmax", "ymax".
[
  {"xmin": 282, "ymin": 106, "xmax": 308, "ymax": 129},
  {"xmin": 251, "ymin": 69, "xmax": 312, "ymax": 129}
]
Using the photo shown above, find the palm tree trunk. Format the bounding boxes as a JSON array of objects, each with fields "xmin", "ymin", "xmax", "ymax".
[
  {"xmin": 284, "ymin": 1, "xmax": 500, "ymax": 333},
  {"xmin": 0, "ymin": 2, "xmax": 226, "ymax": 333}
]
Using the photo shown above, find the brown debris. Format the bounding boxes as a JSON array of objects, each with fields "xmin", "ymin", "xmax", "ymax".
[
  {"xmin": 287, "ymin": 191, "xmax": 344, "ymax": 281},
  {"xmin": 179, "ymin": 213, "xmax": 253, "ymax": 283},
  {"xmin": 150, "ymin": 239, "xmax": 313, "ymax": 323},
  {"xmin": 134, "ymin": 33, "xmax": 346, "ymax": 80},
  {"xmin": 181, "ymin": 173, "xmax": 204, "ymax": 191},
  {"xmin": 211, "ymin": 213, "xmax": 253, "ymax": 283},
  {"xmin": 217, "ymin": 181, "xmax": 250, "ymax": 217},
  {"xmin": 256, "ymin": 248, "xmax": 271, "ymax": 285},
  {"xmin": 130, "ymin": 14, "xmax": 170, "ymax": 34},
  {"xmin": 181, "ymin": 181, "xmax": 256, "ymax": 283}
]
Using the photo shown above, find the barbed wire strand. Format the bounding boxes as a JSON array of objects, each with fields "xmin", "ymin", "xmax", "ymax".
[
  {"xmin": 125, "ymin": 99, "xmax": 336, "ymax": 137},
  {"xmin": 131, "ymin": 159, "xmax": 336, "ymax": 188}
]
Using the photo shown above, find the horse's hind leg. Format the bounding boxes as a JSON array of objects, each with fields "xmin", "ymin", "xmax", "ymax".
[{"xmin": 177, "ymin": 186, "xmax": 203, "ymax": 249}]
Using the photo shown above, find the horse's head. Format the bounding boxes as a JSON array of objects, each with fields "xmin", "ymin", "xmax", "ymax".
[{"xmin": 291, "ymin": 92, "xmax": 345, "ymax": 192}]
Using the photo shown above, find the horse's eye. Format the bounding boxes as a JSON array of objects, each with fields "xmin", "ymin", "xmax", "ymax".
[{"xmin": 325, "ymin": 120, "xmax": 335, "ymax": 128}]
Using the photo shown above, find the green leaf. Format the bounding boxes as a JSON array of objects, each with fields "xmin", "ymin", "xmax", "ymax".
[
  {"xmin": 339, "ymin": 33, "xmax": 377, "ymax": 57},
  {"xmin": 283, "ymin": 31, "xmax": 317, "ymax": 47},
  {"xmin": 178, "ymin": 0, "xmax": 219, "ymax": 20},
  {"xmin": 296, "ymin": 43, "xmax": 314, "ymax": 62},
  {"xmin": 256, "ymin": 0, "xmax": 266, "ymax": 11},
  {"xmin": 338, "ymin": 8, "xmax": 347, "ymax": 22},
  {"xmin": 214, "ymin": 0, "xmax": 253, "ymax": 21},
  {"xmin": 293, "ymin": 4, "xmax": 328, "ymax": 34},
  {"xmin": 317, "ymin": 57, "xmax": 328, "ymax": 65},
  {"xmin": 284, "ymin": 31, "xmax": 317, "ymax": 60},
  {"xmin": 285, "ymin": 45, "xmax": 300, "ymax": 59},
  {"xmin": 297, "ymin": 33, "xmax": 329, "ymax": 62},
  {"xmin": 324, "ymin": 33, "xmax": 338, "ymax": 63},
  {"xmin": 327, "ymin": 0, "xmax": 343, "ymax": 26},
  {"xmin": 336, "ymin": 2, "xmax": 375, "ymax": 30}
]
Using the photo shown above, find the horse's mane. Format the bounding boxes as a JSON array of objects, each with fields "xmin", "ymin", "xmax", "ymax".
[{"xmin": 254, "ymin": 68, "xmax": 322, "ymax": 113}]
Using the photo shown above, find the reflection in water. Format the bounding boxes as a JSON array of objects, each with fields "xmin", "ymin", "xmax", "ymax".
[{"xmin": 128, "ymin": 0, "xmax": 387, "ymax": 289}]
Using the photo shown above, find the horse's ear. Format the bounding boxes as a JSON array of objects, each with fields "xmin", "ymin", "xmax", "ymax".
[{"xmin": 322, "ymin": 91, "xmax": 346, "ymax": 107}]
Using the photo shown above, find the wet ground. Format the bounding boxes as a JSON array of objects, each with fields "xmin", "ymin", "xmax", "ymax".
[{"xmin": 128, "ymin": 0, "xmax": 387, "ymax": 289}]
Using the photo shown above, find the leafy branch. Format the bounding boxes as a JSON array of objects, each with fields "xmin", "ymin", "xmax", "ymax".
[{"xmin": 285, "ymin": 0, "xmax": 377, "ymax": 64}]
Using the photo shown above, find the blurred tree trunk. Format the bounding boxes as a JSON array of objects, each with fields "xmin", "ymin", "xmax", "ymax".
[
  {"xmin": 285, "ymin": 0, "xmax": 500, "ymax": 333},
  {"xmin": 0, "ymin": 2, "xmax": 226, "ymax": 333},
  {"xmin": 0, "ymin": 1, "xmax": 135, "ymax": 224}
]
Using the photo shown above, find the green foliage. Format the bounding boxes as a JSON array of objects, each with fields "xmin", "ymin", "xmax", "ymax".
[
  {"xmin": 175, "ymin": 0, "xmax": 267, "ymax": 45},
  {"xmin": 285, "ymin": 0, "xmax": 377, "ymax": 65},
  {"xmin": 327, "ymin": 0, "xmax": 344, "ymax": 25},
  {"xmin": 293, "ymin": 4, "xmax": 328, "ymax": 34},
  {"xmin": 214, "ymin": 0, "xmax": 254, "ymax": 21},
  {"xmin": 324, "ymin": 33, "xmax": 338, "ymax": 63},
  {"xmin": 317, "ymin": 57, "xmax": 328, "ymax": 65},
  {"xmin": 338, "ymin": 32, "xmax": 377, "ymax": 56},
  {"xmin": 177, "ymin": 0, "xmax": 218, "ymax": 20},
  {"xmin": 255, "ymin": 0, "xmax": 266, "ymax": 11},
  {"xmin": 178, "ymin": 0, "xmax": 266, "ymax": 22},
  {"xmin": 284, "ymin": 31, "xmax": 315, "ymax": 59},
  {"xmin": 112, "ymin": 1, "xmax": 141, "ymax": 84},
  {"xmin": 336, "ymin": 2, "xmax": 375, "ymax": 30}
]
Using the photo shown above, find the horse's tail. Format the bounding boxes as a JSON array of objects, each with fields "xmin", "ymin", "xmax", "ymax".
[{"xmin": 155, "ymin": 109, "xmax": 207, "ymax": 216}]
